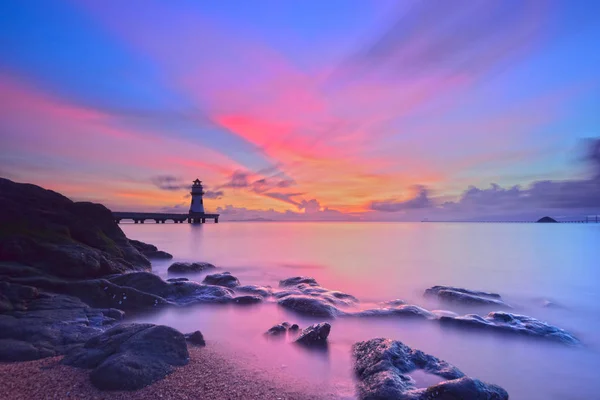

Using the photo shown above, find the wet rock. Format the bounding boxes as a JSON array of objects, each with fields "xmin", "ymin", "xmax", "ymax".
[
  {"xmin": 0, "ymin": 178, "xmax": 150, "ymax": 278},
  {"xmin": 107, "ymin": 272, "xmax": 234, "ymax": 305},
  {"xmin": 425, "ymin": 285, "xmax": 510, "ymax": 307},
  {"xmin": 202, "ymin": 272, "xmax": 240, "ymax": 288},
  {"xmin": 439, "ymin": 312, "xmax": 580, "ymax": 345},
  {"xmin": 0, "ymin": 283, "xmax": 115, "ymax": 362},
  {"xmin": 352, "ymin": 338, "xmax": 508, "ymax": 400},
  {"xmin": 278, "ymin": 295, "xmax": 340, "ymax": 318},
  {"xmin": 236, "ymin": 285, "xmax": 272, "ymax": 297},
  {"xmin": 274, "ymin": 280, "xmax": 358, "ymax": 308},
  {"xmin": 167, "ymin": 278, "xmax": 189, "ymax": 283},
  {"xmin": 354, "ymin": 305, "xmax": 434, "ymax": 319},
  {"xmin": 279, "ymin": 276, "xmax": 319, "ymax": 287},
  {"xmin": 63, "ymin": 323, "xmax": 189, "ymax": 390},
  {"xmin": 185, "ymin": 331, "xmax": 206, "ymax": 346},
  {"xmin": 168, "ymin": 262, "xmax": 216, "ymax": 274},
  {"xmin": 233, "ymin": 295, "xmax": 262, "ymax": 305},
  {"xmin": 295, "ymin": 323, "xmax": 331, "ymax": 346},
  {"xmin": 290, "ymin": 323, "xmax": 300, "ymax": 331},
  {"xmin": 128, "ymin": 239, "xmax": 173, "ymax": 259},
  {"xmin": 12, "ymin": 275, "xmax": 169, "ymax": 311}
]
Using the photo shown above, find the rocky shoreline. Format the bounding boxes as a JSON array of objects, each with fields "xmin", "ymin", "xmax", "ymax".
[{"xmin": 0, "ymin": 178, "xmax": 582, "ymax": 398}]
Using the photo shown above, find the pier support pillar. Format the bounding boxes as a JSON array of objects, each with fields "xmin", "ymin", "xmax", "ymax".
[
  {"xmin": 201, "ymin": 218, "xmax": 206, "ymax": 223},
  {"xmin": 215, "ymin": 217, "xmax": 219, "ymax": 223},
  {"xmin": 134, "ymin": 220, "xmax": 139, "ymax": 224}
]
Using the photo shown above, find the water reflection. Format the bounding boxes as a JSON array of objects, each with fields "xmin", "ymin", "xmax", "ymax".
[{"xmin": 124, "ymin": 222, "xmax": 600, "ymax": 399}]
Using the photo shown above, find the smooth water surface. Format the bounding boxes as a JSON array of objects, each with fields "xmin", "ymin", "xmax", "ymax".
[{"xmin": 123, "ymin": 222, "xmax": 600, "ymax": 399}]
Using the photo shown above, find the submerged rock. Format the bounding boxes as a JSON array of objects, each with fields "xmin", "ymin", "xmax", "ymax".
[
  {"xmin": 185, "ymin": 331, "xmax": 206, "ymax": 346},
  {"xmin": 439, "ymin": 311, "xmax": 580, "ymax": 345},
  {"xmin": 295, "ymin": 322, "xmax": 331, "ymax": 346},
  {"xmin": 168, "ymin": 262, "xmax": 216, "ymax": 274},
  {"xmin": 202, "ymin": 272, "xmax": 240, "ymax": 288},
  {"xmin": 352, "ymin": 338, "xmax": 508, "ymax": 400},
  {"xmin": 128, "ymin": 239, "xmax": 173, "ymax": 259},
  {"xmin": 425, "ymin": 285, "xmax": 510, "ymax": 308},
  {"xmin": 278, "ymin": 295, "xmax": 340, "ymax": 318},
  {"xmin": 63, "ymin": 323, "xmax": 189, "ymax": 390}
]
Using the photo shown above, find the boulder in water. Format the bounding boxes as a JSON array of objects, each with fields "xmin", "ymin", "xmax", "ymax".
[
  {"xmin": 425, "ymin": 285, "xmax": 510, "ymax": 308},
  {"xmin": 279, "ymin": 276, "xmax": 319, "ymax": 287},
  {"xmin": 295, "ymin": 322, "xmax": 331, "ymax": 346},
  {"xmin": 202, "ymin": 272, "xmax": 240, "ymax": 288},
  {"xmin": 352, "ymin": 338, "xmax": 508, "ymax": 400},
  {"xmin": 168, "ymin": 262, "xmax": 216, "ymax": 274},
  {"xmin": 278, "ymin": 295, "xmax": 340, "ymax": 318},
  {"xmin": 439, "ymin": 311, "xmax": 580, "ymax": 345}
]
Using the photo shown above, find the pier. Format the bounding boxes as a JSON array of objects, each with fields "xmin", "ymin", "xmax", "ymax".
[
  {"xmin": 112, "ymin": 212, "xmax": 219, "ymax": 224},
  {"xmin": 112, "ymin": 178, "xmax": 219, "ymax": 224}
]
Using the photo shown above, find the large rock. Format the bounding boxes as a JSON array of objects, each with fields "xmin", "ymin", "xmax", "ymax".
[
  {"xmin": 63, "ymin": 323, "xmax": 189, "ymax": 390},
  {"xmin": 295, "ymin": 322, "xmax": 331, "ymax": 346},
  {"xmin": 202, "ymin": 272, "xmax": 240, "ymax": 288},
  {"xmin": 439, "ymin": 311, "xmax": 580, "ymax": 345},
  {"xmin": 0, "ymin": 178, "xmax": 150, "ymax": 278},
  {"xmin": 168, "ymin": 262, "xmax": 216, "ymax": 274},
  {"xmin": 352, "ymin": 338, "xmax": 508, "ymax": 400},
  {"xmin": 129, "ymin": 239, "xmax": 173, "ymax": 259},
  {"xmin": 425, "ymin": 286, "xmax": 511, "ymax": 308}
]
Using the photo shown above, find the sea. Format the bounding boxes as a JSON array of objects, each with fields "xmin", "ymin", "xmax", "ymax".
[{"xmin": 122, "ymin": 222, "xmax": 600, "ymax": 399}]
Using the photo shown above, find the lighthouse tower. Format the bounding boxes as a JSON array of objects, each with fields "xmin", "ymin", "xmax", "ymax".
[{"xmin": 189, "ymin": 179, "xmax": 205, "ymax": 214}]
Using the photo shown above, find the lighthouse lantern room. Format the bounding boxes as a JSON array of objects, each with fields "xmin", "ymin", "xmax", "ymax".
[{"xmin": 189, "ymin": 179, "xmax": 205, "ymax": 214}]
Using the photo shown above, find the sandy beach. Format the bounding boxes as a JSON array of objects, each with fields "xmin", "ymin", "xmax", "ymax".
[{"xmin": 0, "ymin": 344, "xmax": 344, "ymax": 400}]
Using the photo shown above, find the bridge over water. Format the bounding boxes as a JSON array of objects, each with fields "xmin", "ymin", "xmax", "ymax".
[{"xmin": 113, "ymin": 212, "xmax": 219, "ymax": 224}]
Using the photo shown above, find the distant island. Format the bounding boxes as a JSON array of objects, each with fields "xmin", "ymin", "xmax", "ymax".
[{"xmin": 537, "ymin": 216, "xmax": 558, "ymax": 223}]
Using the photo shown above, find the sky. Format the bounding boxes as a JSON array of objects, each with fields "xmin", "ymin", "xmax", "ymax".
[{"xmin": 1, "ymin": 0, "xmax": 599, "ymax": 221}]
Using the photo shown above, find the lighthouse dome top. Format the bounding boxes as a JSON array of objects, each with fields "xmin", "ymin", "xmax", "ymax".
[{"xmin": 192, "ymin": 179, "xmax": 202, "ymax": 186}]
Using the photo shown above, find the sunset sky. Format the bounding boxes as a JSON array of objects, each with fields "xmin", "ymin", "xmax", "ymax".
[{"xmin": 1, "ymin": 0, "xmax": 599, "ymax": 221}]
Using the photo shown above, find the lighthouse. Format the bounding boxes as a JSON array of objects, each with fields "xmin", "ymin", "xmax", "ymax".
[{"xmin": 189, "ymin": 179, "xmax": 205, "ymax": 214}]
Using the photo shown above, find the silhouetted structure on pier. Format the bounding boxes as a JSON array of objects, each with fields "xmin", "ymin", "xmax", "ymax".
[{"xmin": 113, "ymin": 178, "xmax": 219, "ymax": 224}]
